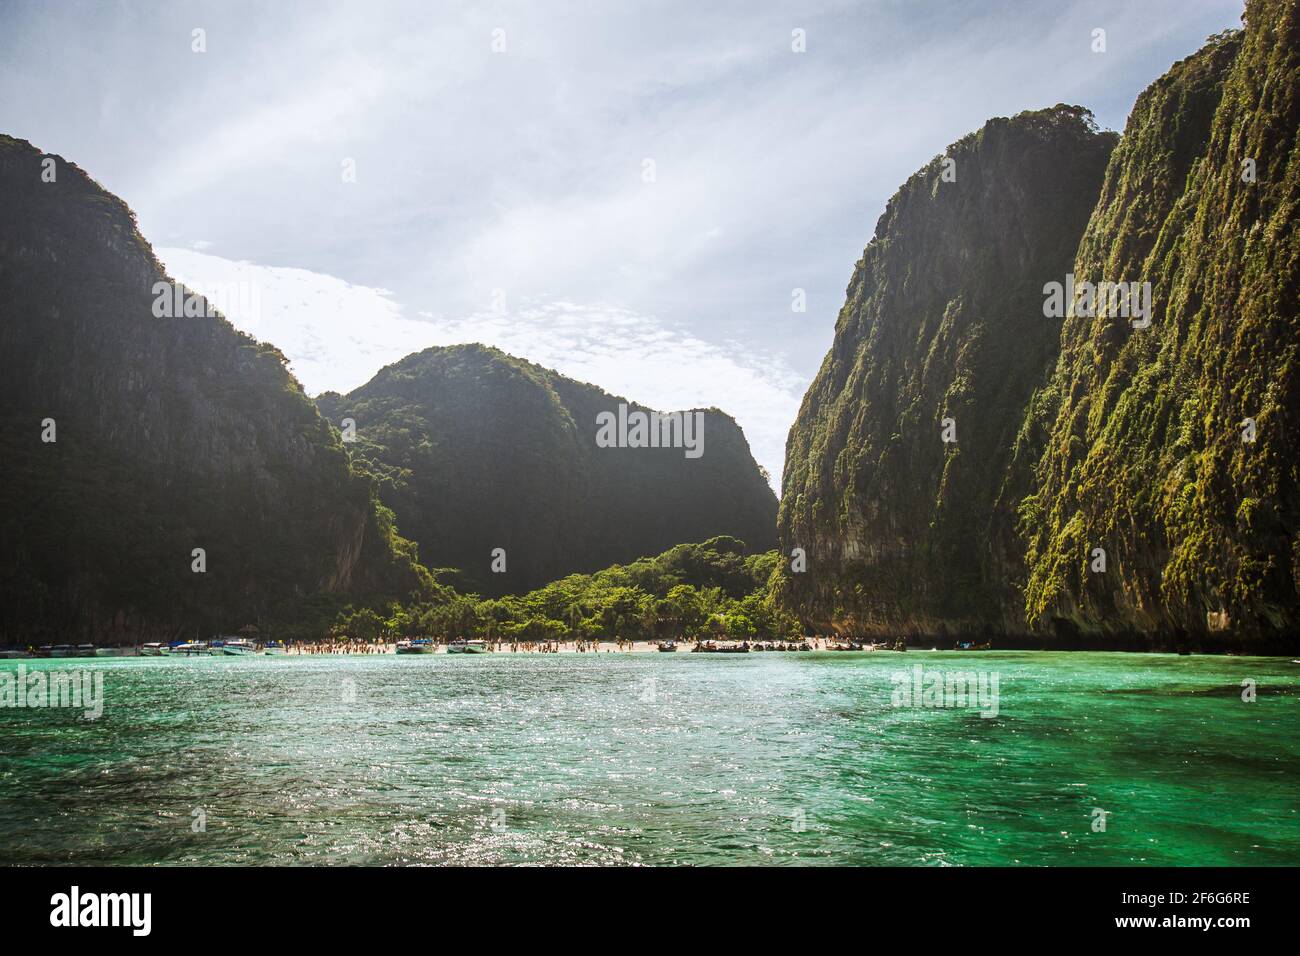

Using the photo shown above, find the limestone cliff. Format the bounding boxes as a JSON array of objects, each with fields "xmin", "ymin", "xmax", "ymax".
[
  {"xmin": 777, "ymin": 107, "xmax": 1116, "ymax": 638},
  {"xmin": 0, "ymin": 135, "xmax": 425, "ymax": 642}
]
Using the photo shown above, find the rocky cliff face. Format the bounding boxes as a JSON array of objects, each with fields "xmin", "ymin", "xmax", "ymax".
[
  {"xmin": 1022, "ymin": 1, "xmax": 1298, "ymax": 643},
  {"xmin": 316, "ymin": 344, "xmax": 778, "ymax": 594},
  {"xmin": 779, "ymin": 0, "xmax": 1299, "ymax": 648},
  {"xmin": 0, "ymin": 135, "xmax": 424, "ymax": 642},
  {"xmin": 777, "ymin": 107, "xmax": 1117, "ymax": 638}
]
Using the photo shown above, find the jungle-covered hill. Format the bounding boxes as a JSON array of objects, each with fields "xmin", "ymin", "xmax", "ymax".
[{"xmin": 317, "ymin": 344, "xmax": 777, "ymax": 595}]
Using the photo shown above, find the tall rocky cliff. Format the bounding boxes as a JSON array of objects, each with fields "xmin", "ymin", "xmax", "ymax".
[
  {"xmin": 777, "ymin": 107, "xmax": 1117, "ymax": 638},
  {"xmin": 1022, "ymin": 0, "xmax": 1298, "ymax": 643},
  {"xmin": 778, "ymin": 0, "xmax": 1299, "ymax": 648},
  {"xmin": 0, "ymin": 135, "xmax": 425, "ymax": 643},
  {"xmin": 316, "ymin": 344, "xmax": 778, "ymax": 594}
]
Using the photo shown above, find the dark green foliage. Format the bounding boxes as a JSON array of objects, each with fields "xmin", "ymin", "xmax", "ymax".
[
  {"xmin": 777, "ymin": 107, "xmax": 1117, "ymax": 638},
  {"xmin": 1023, "ymin": 1, "xmax": 1299, "ymax": 641},
  {"xmin": 0, "ymin": 136, "xmax": 428, "ymax": 642},
  {"xmin": 356, "ymin": 537, "xmax": 795, "ymax": 643},
  {"xmin": 317, "ymin": 344, "xmax": 777, "ymax": 595}
]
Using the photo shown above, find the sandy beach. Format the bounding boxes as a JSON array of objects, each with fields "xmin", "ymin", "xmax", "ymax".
[{"xmin": 285, "ymin": 639, "xmax": 827, "ymax": 655}]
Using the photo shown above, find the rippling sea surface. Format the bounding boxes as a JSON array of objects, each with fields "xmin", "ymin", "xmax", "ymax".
[{"xmin": 1, "ymin": 652, "xmax": 1296, "ymax": 865}]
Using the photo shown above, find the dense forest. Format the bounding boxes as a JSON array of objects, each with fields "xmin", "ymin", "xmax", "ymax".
[{"xmin": 330, "ymin": 536, "xmax": 794, "ymax": 644}]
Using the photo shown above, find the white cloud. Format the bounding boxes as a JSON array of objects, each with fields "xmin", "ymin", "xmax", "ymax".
[{"xmin": 158, "ymin": 248, "xmax": 802, "ymax": 491}]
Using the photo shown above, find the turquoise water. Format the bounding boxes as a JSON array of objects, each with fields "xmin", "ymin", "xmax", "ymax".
[{"xmin": 0, "ymin": 652, "xmax": 1296, "ymax": 865}]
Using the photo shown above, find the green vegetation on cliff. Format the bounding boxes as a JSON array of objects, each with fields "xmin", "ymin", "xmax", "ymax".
[
  {"xmin": 778, "ymin": 0, "xmax": 1298, "ymax": 648},
  {"xmin": 1022, "ymin": 0, "xmax": 1298, "ymax": 642},
  {"xmin": 317, "ymin": 344, "xmax": 777, "ymax": 595}
]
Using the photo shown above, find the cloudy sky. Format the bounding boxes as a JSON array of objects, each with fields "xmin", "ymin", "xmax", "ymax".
[{"xmin": 0, "ymin": 0, "xmax": 1243, "ymax": 488}]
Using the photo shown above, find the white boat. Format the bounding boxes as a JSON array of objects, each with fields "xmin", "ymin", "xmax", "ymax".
[
  {"xmin": 172, "ymin": 642, "xmax": 209, "ymax": 657},
  {"xmin": 0, "ymin": 650, "xmax": 32, "ymax": 659},
  {"xmin": 220, "ymin": 639, "xmax": 259, "ymax": 656},
  {"xmin": 396, "ymin": 639, "xmax": 435, "ymax": 655},
  {"xmin": 140, "ymin": 643, "xmax": 169, "ymax": 657},
  {"xmin": 50, "ymin": 644, "xmax": 76, "ymax": 658},
  {"xmin": 262, "ymin": 641, "xmax": 287, "ymax": 655},
  {"xmin": 447, "ymin": 639, "xmax": 490, "ymax": 654}
]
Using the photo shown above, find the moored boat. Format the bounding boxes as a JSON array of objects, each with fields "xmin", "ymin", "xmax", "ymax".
[
  {"xmin": 692, "ymin": 640, "xmax": 750, "ymax": 653},
  {"xmin": 396, "ymin": 638, "xmax": 435, "ymax": 655},
  {"xmin": 75, "ymin": 644, "xmax": 97, "ymax": 657},
  {"xmin": 49, "ymin": 644, "xmax": 76, "ymax": 658},
  {"xmin": 262, "ymin": 641, "xmax": 287, "ymax": 655},
  {"xmin": 447, "ymin": 639, "xmax": 489, "ymax": 654},
  {"xmin": 657, "ymin": 640, "xmax": 677, "ymax": 652},
  {"xmin": 171, "ymin": 642, "xmax": 209, "ymax": 657},
  {"xmin": 220, "ymin": 639, "xmax": 259, "ymax": 656},
  {"xmin": 139, "ymin": 643, "xmax": 168, "ymax": 657},
  {"xmin": 0, "ymin": 649, "xmax": 32, "ymax": 659}
]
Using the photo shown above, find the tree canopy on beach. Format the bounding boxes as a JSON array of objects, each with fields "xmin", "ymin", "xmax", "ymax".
[{"xmin": 329, "ymin": 537, "xmax": 797, "ymax": 643}]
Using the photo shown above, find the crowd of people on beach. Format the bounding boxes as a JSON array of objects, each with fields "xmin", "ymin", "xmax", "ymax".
[
  {"xmin": 286, "ymin": 637, "xmax": 669, "ymax": 654},
  {"xmin": 286, "ymin": 640, "xmax": 389, "ymax": 655},
  {"xmin": 0, "ymin": 636, "xmax": 850, "ymax": 658},
  {"xmin": 279, "ymin": 636, "xmax": 834, "ymax": 654}
]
